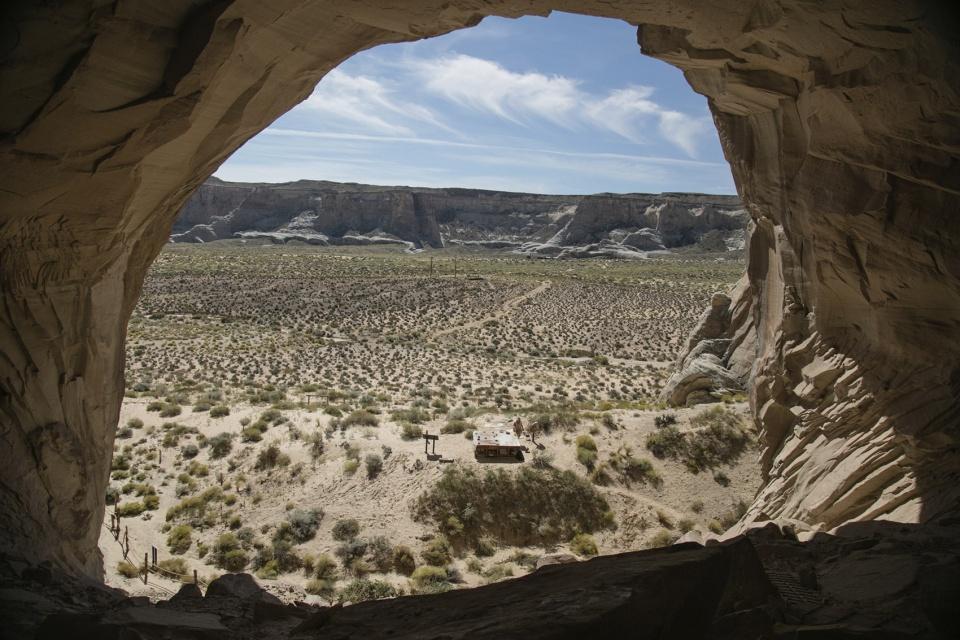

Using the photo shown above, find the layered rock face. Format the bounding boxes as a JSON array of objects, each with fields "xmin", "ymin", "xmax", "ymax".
[
  {"xmin": 172, "ymin": 177, "xmax": 746, "ymax": 255},
  {"xmin": 0, "ymin": 0, "xmax": 957, "ymax": 582}
]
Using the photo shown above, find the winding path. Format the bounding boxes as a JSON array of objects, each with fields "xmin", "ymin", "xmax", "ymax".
[{"xmin": 429, "ymin": 280, "xmax": 552, "ymax": 341}]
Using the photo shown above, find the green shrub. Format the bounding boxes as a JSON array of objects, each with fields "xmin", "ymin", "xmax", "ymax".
[
  {"xmin": 127, "ymin": 418, "xmax": 144, "ymax": 429},
  {"xmin": 241, "ymin": 426, "xmax": 263, "ymax": 442},
  {"xmin": 159, "ymin": 403, "xmax": 182, "ymax": 418},
  {"xmin": 482, "ymin": 563, "xmax": 514, "ymax": 583},
  {"xmin": 411, "ymin": 565, "xmax": 448, "ymax": 589},
  {"xmin": 570, "ymin": 533, "xmax": 598, "ymax": 556},
  {"xmin": 400, "ymin": 422, "xmax": 423, "ymax": 440},
  {"xmin": 117, "ymin": 501, "xmax": 145, "ymax": 517},
  {"xmin": 223, "ymin": 549, "xmax": 249, "ymax": 572},
  {"xmin": 157, "ymin": 558, "xmax": 189, "ymax": 577},
  {"xmin": 392, "ymin": 545, "xmax": 416, "ymax": 576},
  {"xmin": 167, "ymin": 525, "xmax": 193, "ymax": 554},
  {"xmin": 255, "ymin": 444, "xmax": 290, "ymax": 470},
  {"xmin": 313, "ymin": 553, "xmax": 339, "ymax": 580},
  {"xmin": 366, "ymin": 536, "xmax": 394, "ymax": 573},
  {"xmin": 391, "ymin": 408, "xmax": 430, "ymax": 424},
  {"xmin": 343, "ymin": 459, "xmax": 359, "ymax": 475},
  {"xmin": 338, "ymin": 579, "xmax": 399, "ymax": 603},
  {"xmin": 213, "ymin": 533, "xmax": 248, "ymax": 571},
  {"xmin": 187, "ymin": 461, "xmax": 208, "ymax": 477},
  {"xmin": 683, "ymin": 408, "xmax": 750, "ymax": 472},
  {"xmin": 181, "ymin": 443, "xmax": 199, "ymax": 459},
  {"xmin": 332, "ymin": 518, "xmax": 360, "ymax": 541},
  {"xmin": 413, "ymin": 465, "xmax": 612, "ymax": 547},
  {"xmin": 645, "ymin": 407, "xmax": 750, "ymax": 473},
  {"xmin": 117, "ymin": 561, "xmax": 141, "ymax": 579},
  {"xmin": 147, "ymin": 401, "xmax": 164, "ymax": 412},
  {"xmin": 287, "ymin": 508, "xmax": 323, "ymax": 542},
  {"xmin": 654, "ymin": 413, "xmax": 677, "ymax": 428},
  {"xmin": 344, "ymin": 410, "xmax": 379, "ymax": 427},
  {"xmin": 256, "ymin": 560, "xmax": 279, "ymax": 580},
  {"xmin": 574, "ymin": 434, "xmax": 598, "ymax": 469},
  {"xmin": 306, "ymin": 578, "xmax": 335, "ymax": 596},
  {"xmin": 420, "ymin": 536, "xmax": 452, "ymax": 567},
  {"xmin": 607, "ymin": 447, "xmax": 663, "ymax": 488},
  {"xmin": 474, "ymin": 536, "xmax": 496, "ymax": 558},
  {"xmin": 365, "ymin": 454, "xmax": 383, "ymax": 479},
  {"xmin": 207, "ymin": 433, "xmax": 233, "ymax": 459},
  {"xmin": 143, "ymin": 494, "xmax": 160, "ymax": 510},
  {"xmin": 574, "ymin": 435, "xmax": 597, "ymax": 451},
  {"xmin": 441, "ymin": 418, "xmax": 472, "ymax": 434},
  {"xmin": 645, "ymin": 426, "xmax": 685, "ymax": 459},
  {"xmin": 209, "ymin": 405, "xmax": 230, "ymax": 418},
  {"xmin": 648, "ymin": 529, "xmax": 678, "ymax": 548}
]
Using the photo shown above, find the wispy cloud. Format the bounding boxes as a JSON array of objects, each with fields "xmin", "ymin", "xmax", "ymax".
[
  {"xmin": 260, "ymin": 128, "xmax": 727, "ymax": 168},
  {"xmin": 408, "ymin": 54, "xmax": 581, "ymax": 127},
  {"xmin": 402, "ymin": 54, "xmax": 709, "ymax": 156},
  {"xmin": 582, "ymin": 86, "xmax": 708, "ymax": 155},
  {"xmin": 301, "ymin": 69, "xmax": 450, "ymax": 135}
]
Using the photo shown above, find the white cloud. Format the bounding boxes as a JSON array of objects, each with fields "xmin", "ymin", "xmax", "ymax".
[
  {"xmin": 301, "ymin": 69, "xmax": 449, "ymax": 135},
  {"xmin": 584, "ymin": 85, "xmax": 709, "ymax": 156},
  {"xmin": 409, "ymin": 54, "xmax": 580, "ymax": 126},
  {"xmin": 404, "ymin": 54, "xmax": 708, "ymax": 156},
  {"xmin": 260, "ymin": 128, "xmax": 728, "ymax": 168}
]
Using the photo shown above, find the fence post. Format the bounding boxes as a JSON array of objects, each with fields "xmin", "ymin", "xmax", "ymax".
[
  {"xmin": 194, "ymin": 569, "xmax": 198, "ymax": 585},
  {"xmin": 152, "ymin": 546, "xmax": 157, "ymax": 567},
  {"xmin": 124, "ymin": 527, "xmax": 129, "ymax": 557},
  {"xmin": 143, "ymin": 552, "xmax": 148, "ymax": 584}
]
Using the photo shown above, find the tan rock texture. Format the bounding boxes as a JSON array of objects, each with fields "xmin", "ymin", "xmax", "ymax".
[{"xmin": 1, "ymin": 1, "xmax": 958, "ymax": 578}]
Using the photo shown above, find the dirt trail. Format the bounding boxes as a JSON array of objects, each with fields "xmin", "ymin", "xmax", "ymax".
[{"xmin": 430, "ymin": 280, "xmax": 551, "ymax": 340}]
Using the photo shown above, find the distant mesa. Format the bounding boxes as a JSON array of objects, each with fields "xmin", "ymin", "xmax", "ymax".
[{"xmin": 172, "ymin": 178, "xmax": 747, "ymax": 258}]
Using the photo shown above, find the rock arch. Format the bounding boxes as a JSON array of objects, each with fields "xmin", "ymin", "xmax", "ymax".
[{"xmin": 1, "ymin": 0, "xmax": 957, "ymax": 578}]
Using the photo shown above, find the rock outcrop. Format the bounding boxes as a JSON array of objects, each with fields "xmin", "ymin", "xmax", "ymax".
[
  {"xmin": 7, "ymin": 521, "xmax": 958, "ymax": 639},
  {"xmin": 0, "ymin": 0, "xmax": 957, "ymax": 587},
  {"xmin": 171, "ymin": 178, "xmax": 746, "ymax": 255}
]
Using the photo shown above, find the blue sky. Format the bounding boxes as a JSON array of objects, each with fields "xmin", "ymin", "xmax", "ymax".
[{"xmin": 215, "ymin": 13, "xmax": 736, "ymax": 195}]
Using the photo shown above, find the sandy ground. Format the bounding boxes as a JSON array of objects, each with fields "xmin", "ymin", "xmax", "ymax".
[{"xmin": 102, "ymin": 399, "xmax": 759, "ymax": 602}]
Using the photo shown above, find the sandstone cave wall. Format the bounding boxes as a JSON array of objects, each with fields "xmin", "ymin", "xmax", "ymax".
[{"xmin": 0, "ymin": 0, "xmax": 957, "ymax": 578}]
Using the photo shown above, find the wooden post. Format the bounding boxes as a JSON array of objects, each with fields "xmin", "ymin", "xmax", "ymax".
[
  {"xmin": 158, "ymin": 446, "xmax": 162, "ymax": 464},
  {"xmin": 143, "ymin": 553, "xmax": 148, "ymax": 584},
  {"xmin": 124, "ymin": 527, "xmax": 129, "ymax": 556},
  {"xmin": 194, "ymin": 569, "xmax": 199, "ymax": 585},
  {"xmin": 152, "ymin": 546, "xmax": 157, "ymax": 567}
]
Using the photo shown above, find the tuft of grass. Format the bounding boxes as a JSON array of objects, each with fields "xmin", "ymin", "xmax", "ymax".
[
  {"xmin": 117, "ymin": 561, "xmax": 141, "ymax": 579},
  {"xmin": 569, "ymin": 533, "xmax": 598, "ymax": 557}
]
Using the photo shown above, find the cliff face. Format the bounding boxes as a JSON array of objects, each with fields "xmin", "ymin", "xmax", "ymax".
[
  {"xmin": 172, "ymin": 178, "xmax": 746, "ymax": 255},
  {"xmin": 0, "ymin": 0, "xmax": 957, "ymax": 583}
]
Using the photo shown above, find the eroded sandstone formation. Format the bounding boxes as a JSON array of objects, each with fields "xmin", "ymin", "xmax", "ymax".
[
  {"xmin": 172, "ymin": 177, "xmax": 746, "ymax": 256},
  {"xmin": 1, "ymin": 0, "xmax": 958, "ymax": 583}
]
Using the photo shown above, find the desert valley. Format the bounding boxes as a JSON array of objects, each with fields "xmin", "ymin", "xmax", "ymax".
[{"xmin": 101, "ymin": 181, "xmax": 758, "ymax": 604}]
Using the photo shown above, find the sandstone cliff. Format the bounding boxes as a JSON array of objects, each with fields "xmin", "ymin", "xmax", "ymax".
[{"xmin": 171, "ymin": 178, "xmax": 746, "ymax": 256}]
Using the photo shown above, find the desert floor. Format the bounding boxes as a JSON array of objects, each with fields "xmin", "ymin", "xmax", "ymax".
[{"xmin": 101, "ymin": 242, "xmax": 757, "ymax": 604}]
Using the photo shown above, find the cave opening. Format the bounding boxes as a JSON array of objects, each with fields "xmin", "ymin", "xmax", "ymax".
[{"xmin": 107, "ymin": 12, "xmax": 756, "ymax": 601}]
